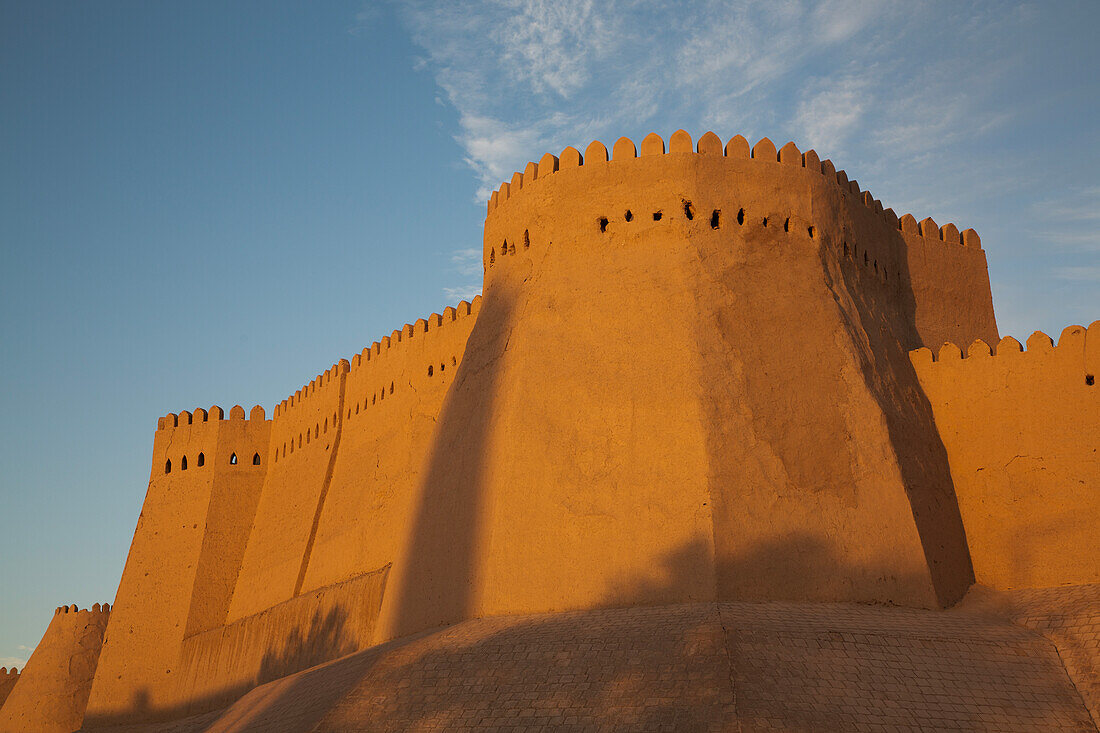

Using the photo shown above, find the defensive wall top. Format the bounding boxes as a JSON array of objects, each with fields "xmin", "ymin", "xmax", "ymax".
[
  {"xmin": 910, "ymin": 321, "xmax": 1100, "ymax": 372},
  {"xmin": 484, "ymin": 129, "xmax": 982, "ymax": 252},
  {"xmin": 157, "ymin": 405, "xmax": 267, "ymax": 432}
]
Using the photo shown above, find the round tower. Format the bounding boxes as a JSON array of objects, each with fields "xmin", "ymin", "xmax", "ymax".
[{"xmin": 384, "ymin": 131, "xmax": 995, "ymax": 639}]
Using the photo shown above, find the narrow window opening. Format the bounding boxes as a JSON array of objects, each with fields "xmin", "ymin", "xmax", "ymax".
[
  {"xmin": 306, "ymin": 430, "xmax": 311, "ymax": 443},
  {"xmin": 864, "ymin": 252, "xmax": 869, "ymax": 266},
  {"xmin": 737, "ymin": 208, "xmax": 745, "ymax": 225},
  {"xmin": 298, "ymin": 435, "xmax": 302, "ymax": 448},
  {"xmin": 1086, "ymin": 374, "xmax": 1095, "ymax": 386},
  {"xmin": 452, "ymin": 356, "xmax": 457, "ymax": 366},
  {"xmin": 762, "ymin": 217, "xmax": 769, "ymax": 227},
  {"xmin": 624, "ymin": 210, "xmax": 634, "ymax": 222},
  {"xmin": 372, "ymin": 394, "xmax": 376, "ymax": 405},
  {"xmin": 230, "ymin": 453, "xmax": 238, "ymax": 465},
  {"xmin": 508, "ymin": 240, "xmax": 515, "ymax": 255},
  {"xmin": 181, "ymin": 455, "xmax": 188, "ymax": 471},
  {"xmin": 355, "ymin": 403, "xmax": 359, "ymax": 415},
  {"xmin": 710, "ymin": 210, "xmax": 720, "ymax": 229},
  {"xmin": 324, "ymin": 418, "xmax": 328, "ymax": 432},
  {"xmin": 489, "ymin": 249, "xmax": 495, "ymax": 265},
  {"xmin": 428, "ymin": 365, "xmax": 434, "ymax": 376},
  {"xmin": 347, "ymin": 408, "xmax": 351, "ymax": 418},
  {"xmin": 390, "ymin": 381, "xmax": 394, "ymax": 394},
  {"xmin": 843, "ymin": 241, "xmax": 849, "ymax": 257},
  {"xmin": 253, "ymin": 453, "xmax": 261, "ymax": 466},
  {"xmin": 598, "ymin": 217, "xmax": 609, "ymax": 232},
  {"xmin": 440, "ymin": 362, "xmax": 446, "ymax": 372},
  {"xmin": 874, "ymin": 260, "xmax": 878, "ymax": 273},
  {"xmin": 783, "ymin": 217, "xmax": 790, "ymax": 233},
  {"xmin": 165, "ymin": 459, "xmax": 172, "ymax": 474},
  {"xmin": 523, "ymin": 230, "xmax": 530, "ymax": 249},
  {"xmin": 197, "ymin": 452, "xmax": 205, "ymax": 467},
  {"xmin": 653, "ymin": 211, "xmax": 663, "ymax": 221},
  {"xmin": 683, "ymin": 201, "xmax": 694, "ymax": 220},
  {"xmin": 380, "ymin": 389, "xmax": 384, "ymax": 401},
  {"xmin": 808, "ymin": 226, "xmax": 816, "ymax": 239}
]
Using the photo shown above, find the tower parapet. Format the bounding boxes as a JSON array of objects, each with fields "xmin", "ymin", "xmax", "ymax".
[
  {"xmin": 0, "ymin": 603, "xmax": 110, "ymax": 732},
  {"xmin": 483, "ymin": 130, "xmax": 995, "ymax": 351}
]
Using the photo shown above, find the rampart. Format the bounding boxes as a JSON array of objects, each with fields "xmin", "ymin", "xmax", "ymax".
[
  {"xmin": 0, "ymin": 668, "xmax": 18, "ymax": 711},
  {"xmin": 0, "ymin": 604, "xmax": 110, "ymax": 733},
  {"xmin": 44, "ymin": 129, "xmax": 1096, "ymax": 728},
  {"xmin": 911, "ymin": 322, "xmax": 1100, "ymax": 589},
  {"xmin": 84, "ymin": 407, "xmax": 271, "ymax": 724}
]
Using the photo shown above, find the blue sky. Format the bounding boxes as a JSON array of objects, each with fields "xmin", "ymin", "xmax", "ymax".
[{"xmin": 0, "ymin": 1, "xmax": 1097, "ymax": 667}]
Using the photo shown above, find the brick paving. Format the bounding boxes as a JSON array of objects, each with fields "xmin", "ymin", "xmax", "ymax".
[
  {"xmin": 84, "ymin": 598, "xmax": 1098, "ymax": 732},
  {"xmin": 995, "ymin": 584, "xmax": 1100, "ymax": 728}
]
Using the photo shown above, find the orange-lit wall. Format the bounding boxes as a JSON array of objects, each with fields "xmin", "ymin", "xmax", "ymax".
[{"xmin": 911, "ymin": 323, "xmax": 1100, "ymax": 589}]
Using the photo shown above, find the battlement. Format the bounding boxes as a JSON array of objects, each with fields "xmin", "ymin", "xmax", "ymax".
[
  {"xmin": 484, "ymin": 130, "xmax": 980, "ymax": 263},
  {"xmin": 343, "ymin": 296, "xmax": 482, "ymax": 421},
  {"xmin": 0, "ymin": 666, "xmax": 18, "ymax": 677},
  {"xmin": 157, "ymin": 404, "xmax": 268, "ymax": 432},
  {"xmin": 910, "ymin": 321, "xmax": 1100, "ymax": 376},
  {"xmin": 53, "ymin": 603, "xmax": 111, "ymax": 615}
]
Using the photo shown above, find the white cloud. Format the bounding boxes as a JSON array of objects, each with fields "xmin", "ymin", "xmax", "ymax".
[
  {"xmin": 793, "ymin": 76, "xmax": 870, "ymax": 155},
  {"xmin": 0, "ymin": 655, "xmax": 27, "ymax": 669},
  {"xmin": 450, "ymin": 247, "xmax": 483, "ymax": 278},
  {"xmin": 443, "ymin": 285, "xmax": 483, "ymax": 302}
]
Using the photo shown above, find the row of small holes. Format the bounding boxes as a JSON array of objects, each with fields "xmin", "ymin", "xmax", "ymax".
[
  {"xmin": 275, "ymin": 411, "xmax": 339, "ymax": 461},
  {"xmin": 596, "ymin": 200, "xmax": 816, "ymax": 241},
  {"xmin": 427, "ymin": 356, "xmax": 458, "ymax": 377},
  {"xmin": 842, "ymin": 241, "xmax": 889, "ymax": 282},
  {"xmin": 490, "ymin": 229, "xmax": 531, "ymax": 265},
  {"xmin": 165, "ymin": 452, "xmax": 259, "ymax": 473},
  {"xmin": 349, "ymin": 382, "xmax": 396, "ymax": 419}
]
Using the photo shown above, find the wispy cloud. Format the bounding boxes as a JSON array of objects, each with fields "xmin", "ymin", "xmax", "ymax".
[
  {"xmin": 444, "ymin": 247, "xmax": 483, "ymax": 302},
  {"xmin": 443, "ymin": 285, "xmax": 483, "ymax": 302},
  {"xmin": 395, "ymin": 0, "xmax": 1021, "ymax": 207},
  {"xmin": 386, "ymin": 0, "xmax": 1097, "ymax": 336}
]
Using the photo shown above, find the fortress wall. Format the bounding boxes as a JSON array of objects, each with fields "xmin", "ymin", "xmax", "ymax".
[
  {"xmin": 366, "ymin": 130, "xmax": 977, "ymax": 634},
  {"xmin": 0, "ymin": 604, "xmax": 110, "ymax": 733},
  {"xmin": 0, "ymin": 668, "xmax": 17, "ymax": 711},
  {"xmin": 298, "ymin": 299, "xmax": 481, "ymax": 604},
  {"xmin": 85, "ymin": 408, "xmax": 269, "ymax": 725},
  {"xmin": 183, "ymin": 407, "xmax": 271, "ymax": 637},
  {"xmin": 911, "ymin": 322, "xmax": 1100, "ymax": 589},
  {"xmin": 900, "ymin": 225, "xmax": 998, "ymax": 349},
  {"xmin": 170, "ymin": 565, "xmax": 388, "ymax": 718},
  {"xmin": 226, "ymin": 363, "xmax": 348, "ymax": 623}
]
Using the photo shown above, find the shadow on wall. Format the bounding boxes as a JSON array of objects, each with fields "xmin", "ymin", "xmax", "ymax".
[
  {"xmin": 831, "ymin": 226, "xmax": 975, "ymax": 606},
  {"xmin": 81, "ymin": 607, "xmax": 356, "ymax": 730},
  {"xmin": 388, "ymin": 285, "xmax": 516, "ymax": 638},
  {"xmin": 97, "ymin": 536, "xmax": 1093, "ymax": 732},
  {"xmin": 255, "ymin": 607, "xmax": 355, "ymax": 690}
]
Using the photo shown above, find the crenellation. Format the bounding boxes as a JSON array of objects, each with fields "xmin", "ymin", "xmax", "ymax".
[
  {"xmin": 585, "ymin": 139, "xmax": 609, "ymax": 163},
  {"xmin": 725, "ymin": 133, "xmax": 750, "ymax": 158},
  {"xmin": 751, "ymin": 136, "xmax": 776, "ymax": 160},
  {"xmin": 640, "ymin": 132, "xmax": 664, "ymax": 156},
  {"xmin": 778, "ymin": 140, "xmax": 801, "ymax": 165}
]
